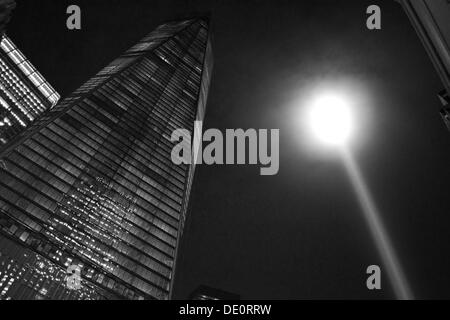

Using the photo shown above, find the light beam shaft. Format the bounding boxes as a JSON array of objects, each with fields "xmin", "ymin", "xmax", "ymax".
[{"xmin": 341, "ymin": 148, "xmax": 413, "ymax": 300}]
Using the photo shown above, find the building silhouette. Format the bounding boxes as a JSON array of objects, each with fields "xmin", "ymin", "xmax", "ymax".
[
  {"xmin": 0, "ymin": 17, "xmax": 213, "ymax": 300},
  {"xmin": 189, "ymin": 285, "xmax": 240, "ymax": 300},
  {"xmin": 0, "ymin": 34, "xmax": 59, "ymax": 147},
  {"xmin": 396, "ymin": 0, "xmax": 450, "ymax": 131}
]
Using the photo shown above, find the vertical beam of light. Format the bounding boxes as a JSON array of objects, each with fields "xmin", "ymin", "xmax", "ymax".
[{"xmin": 341, "ymin": 147, "xmax": 413, "ymax": 300}]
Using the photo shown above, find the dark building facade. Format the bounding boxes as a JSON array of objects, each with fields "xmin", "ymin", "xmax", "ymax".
[
  {"xmin": 0, "ymin": 34, "xmax": 60, "ymax": 147},
  {"xmin": 396, "ymin": 0, "xmax": 450, "ymax": 131},
  {"xmin": 0, "ymin": 17, "xmax": 213, "ymax": 300},
  {"xmin": 439, "ymin": 90, "xmax": 450, "ymax": 131}
]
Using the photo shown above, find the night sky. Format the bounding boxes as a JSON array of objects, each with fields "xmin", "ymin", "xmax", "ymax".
[{"xmin": 7, "ymin": 0, "xmax": 450, "ymax": 299}]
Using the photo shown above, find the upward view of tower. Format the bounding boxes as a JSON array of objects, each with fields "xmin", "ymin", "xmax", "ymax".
[
  {"xmin": 0, "ymin": 16, "xmax": 213, "ymax": 300},
  {"xmin": 396, "ymin": 0, "xmax": 450, "ymax": 131},
  {"xmin": 0, "ymin": 34, "xmax": 60, "ymax": 146}
]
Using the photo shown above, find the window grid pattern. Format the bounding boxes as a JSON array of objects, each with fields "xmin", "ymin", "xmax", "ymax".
[{"xmin": 0, "ymin": 35, "xmax": 60, "ymax": 146}]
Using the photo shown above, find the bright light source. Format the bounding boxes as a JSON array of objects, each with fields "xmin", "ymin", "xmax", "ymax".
[{"xmin": 308, "ymin": 94, "xmax": 353, "ymax": 146}]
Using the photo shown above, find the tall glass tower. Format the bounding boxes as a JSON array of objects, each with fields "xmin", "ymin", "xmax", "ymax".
[
  {"xmin": 0, "ymin": 35, "xmax": 60, "ymax": 147},
  {"xmin": 0, "ymin": 17, "xmax": 213, "ymax": 300}
]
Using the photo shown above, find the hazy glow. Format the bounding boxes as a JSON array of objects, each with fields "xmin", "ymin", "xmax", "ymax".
[{"xmin": 308, "ymin": 94, "xmax": 353, "ymax": 146}]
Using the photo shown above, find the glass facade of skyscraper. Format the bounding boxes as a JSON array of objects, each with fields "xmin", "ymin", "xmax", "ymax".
[
  {"xmin": 0, "ymin": 35, "xmax": 60, "ymax": 146},
  {"xmin": 0, "ymin": 17, "xmax": 213, "ymax": 300}
]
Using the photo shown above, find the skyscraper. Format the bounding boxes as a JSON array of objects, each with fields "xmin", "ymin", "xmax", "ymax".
[
  {"xmin": 0, "ymin": 16, "xmax": 213, "ymax": 300},
  {"xmin": 0, "ymin": 34, "xmax": 60, "ymax": 146},
  {"xmin": 396, "ymin": 0, "xmax": 450, "ymax": 130}
]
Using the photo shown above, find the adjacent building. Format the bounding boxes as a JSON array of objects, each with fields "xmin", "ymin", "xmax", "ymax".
[
  {"xmin": 439, "ymin": 89, "xmax": 450, "ymax": 130},
  {"xmin": 0, "ymin": 34, "xmax": 60, "ymax": 146},
  {"xmin": 396, "ymin": 0, "xmax": 450, "ymax": 131},
  {"xmin": 0, "ymin": 16, "xmax": 213, "ymax": 300}
]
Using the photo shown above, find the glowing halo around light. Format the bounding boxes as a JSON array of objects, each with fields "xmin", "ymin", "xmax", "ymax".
[
  {"xmin": 307, "ymin": 94, "xmax": 354, "ymax": 147},
  {"xmin": 293, "ymin": 85, "xmax": 413, "ymax": 299}
]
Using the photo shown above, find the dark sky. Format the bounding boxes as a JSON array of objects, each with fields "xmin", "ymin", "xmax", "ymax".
[{"xmin": 7, "ymin": 0, "xmax": 450, "ymax": 299}]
